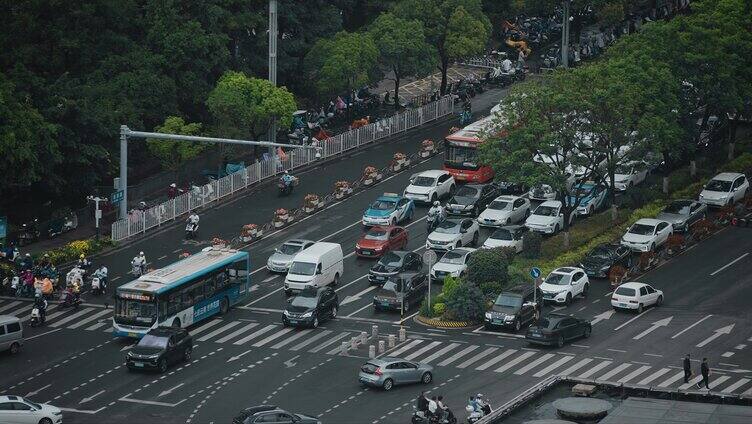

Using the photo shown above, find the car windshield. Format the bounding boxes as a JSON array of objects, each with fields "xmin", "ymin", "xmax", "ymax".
[
  {"xmin": 382, "ymin": 279, "xmax": 405, "ymax": 293},
  {"xmin": 434, "ymin": 221, "xmax": 461, "ymax": 234},
  {"xmin": 22, "ymin": 398, "xmax": 40, "ymax": 409},
  {"xmin": 490, "ymin": 228, "xmax": 513, "ymax": 241},
  {"xmin": 364, "ymin": 229, "xmax": 389, "ymax": 240},
  {"xmin": 663, "ymin": 201, "xmax": 691, "ymax": 215},
  {"xmin": 370, "ymin": 200, "xmax": 396, "ymax": 210},
  {"xmin": 572, "ymin": 185, "xmax": 595, "ymax": 197},
  {"xmin": 534, "ymin": 206, "xmax": 558, "ymax": 217},
  {"xmin": 278, "ymin": 243, "xmax": 303, "ymax": 255},
  {"xmin": 705, "ymin": 179, "xmax": 732, "ymax": 192},
  {"xmin": 494, "ymin": 294, "xmax": 523, "ymax": 308},
  {"xmin": 456, "ymin": 186, "xmax": 478, "ymax": 197},
  {"xmin": 589, "ymin": 246, "xmax": 612, "ymax": 259},
  {"xmin": 629, "ymin": 223, "xmax": 655, "ymax": 236},
  {"xmin": 615, "ymin": 286, "xmax": 637, "ymax": 297},
  {"xmin": 440, "ymin": 250, "xmax": 466, "ymax": 264},
  {"xmin": 537, "ymin": 317, "xmax": 556, "ymax": 329},
  {"xmin": 138, "ymin": 334, "xmax": 169, "ymax": 349},
  {"xmin": 412, "ymin": 176, "xmax": 436, "ymax": 187},
  {"xmin": 291, "ymin": 295, "xmax": 318, "ymax": 308},
  {"xmin": 289, "ymin": 261, "xmax": 316, "ymax": 275},
  {"xmin": 378, "ymin": 252, "xmax": 403, "ymax": 267},
  {"xmin": 488, "ymin": 200, "xmax": 511, "ymax": 210},
  {"xmin": 544, "ymin": 273, "xmax": 570, "ymax": 286}
]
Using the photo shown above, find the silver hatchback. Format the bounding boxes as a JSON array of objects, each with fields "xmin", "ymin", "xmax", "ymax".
[
  {"xmin": 266, "ymin": 239, "xmax": 315, "ymax": 272},
  {"xmin": 358, "ymin": 357, "xmax": 433, "ymax": 391}
]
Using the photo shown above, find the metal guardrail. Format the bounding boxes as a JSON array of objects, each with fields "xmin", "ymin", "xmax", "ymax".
[
  {"xmin": 460, "ymin": 58, "xmax": 507, "ymax": 69},
  {"xmin": 111, "ymin": 96, "xmax": 454, "ymax": 242}
]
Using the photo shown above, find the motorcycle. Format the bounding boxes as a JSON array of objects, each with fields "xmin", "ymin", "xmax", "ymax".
[
  {"xmin": 91, "ymin": 277, "xmax": 103, "ymax": 295},
  {"xmin": 30, "ymin": 307, "xmax": 45, "ymax": 327},
  {"xmin": 48, "ymin": 212, "xmax": 78, "ymax": 238},
  {"xmin": 278, "ymin": 176, "xmax": 298, "ymax": 196},
  {"xmin": 466, "ymin": 402, "xmax": 492, "ymax": 424},
  {"xmin": 17, "ymin": 219, "xmax": 40, "ymax": 246},
  {"xmin": 131, "ymin": 260, "xmax": 145, "ymax": 277},
  {"xmin": 60, "ymin": 289, "xmax": 81, "ymax": 309},
  {"xmin": 427, "ymin": 210, "xmax": 445, "ymax": 233},
  {"xmin": 413, "ymin": 408, "xmax": 457, "ymax": 424},
  {"xmin": 185, "ymin": 221, "xmax": 199, "ymax": 239},
  {"xmin": 66, "ymin": 267, "xmax": 86, "ymax": 286}
]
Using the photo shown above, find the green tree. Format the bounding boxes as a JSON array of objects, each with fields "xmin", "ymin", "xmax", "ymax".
[
  {"xmin": 369, "ymin": 13, "xmax": 437, "ymax": 109},
  {"xmin": 146, "ymin": 116, "xmax": 204, "ymax": 180},
  {"xmin": 393, "ymin": 0, "xmax": 491, "ymax": 95},
  {"xmin": 305, "ymin": 31, "xmax": 379, "ymax": 104},
  {"xmin": 466, "ymin": 248, "xmax": 510, "ymax": 286},
  {"xmin": 206, "ymin": 71, "xmax": 296, "ymax": 141},
  {"xmin": 444, "ymin": 280, "xmax": 486, "ymax": 322}
]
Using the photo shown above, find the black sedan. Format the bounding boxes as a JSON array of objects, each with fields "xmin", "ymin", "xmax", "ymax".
[
  {"xmin": 373, "ymin": 272, "xmax": 427, "ymax": 313},
  {"xmin": 579, "ymin": 243, "xmax": 633, "ymax": 278},
  {"xmin": 525, "ymin": 313, "xmax": 591, "ymax": 348},
  {"xmin": 445, "ymin": 183, "xmax": 500, "ymax": 217},
  {"xmin": 368, "ymin": 251, "xmax": 424, "ymax": 285},
  {"xmin": 283, "ymin": 286, "xmax": 339, "ymax": 328},
  {"xmin": 126, "ymin": 327, "xmax": 193, "ymax": 373}
]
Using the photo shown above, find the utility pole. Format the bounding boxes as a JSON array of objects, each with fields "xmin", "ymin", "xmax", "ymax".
[
  {"xmin": 87, "ymin": 196, "xmax": 107, "ymax": 240},
  {"xmin": 268, "ymin": 0, "xmax": 278, "ymax": 154},
  {"xmin": 561, "ymin": 0, "xmax": 571, "ymax": 68}
]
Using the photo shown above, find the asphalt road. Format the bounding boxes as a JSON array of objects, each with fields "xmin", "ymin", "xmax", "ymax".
[{"xmin": 1, "ymin": 85, "xmax": 751, "ymax": 424}]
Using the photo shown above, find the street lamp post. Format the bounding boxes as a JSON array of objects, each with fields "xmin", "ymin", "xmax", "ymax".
[
  {"xmin": 87, "ymin": 196, "xmax": 107, "ymax": 240},
  {"xmin": 561, "ymin": 0, "xmax": 571, "ymax": 68}
]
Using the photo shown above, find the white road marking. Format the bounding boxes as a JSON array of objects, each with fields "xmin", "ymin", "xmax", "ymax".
[
  {"xmin": 493, "ymin": 351, "xmax": 535, "ymax": 374},
  {"xmin": 189, "ymin": 319, "xmax": 224, "ymax": 337},
  {"xmin": 722, "ymin": 352, "xmax": 735, "ymax": 358},
  {"xmin": 271, "ymin": 330, "xmax": 312, "ymax": 349},
  {"xmin": 671, "ymin": 314, "xmax": 713, "ymax": 339},
  {"xmin": 613, "ymin": 308, "xmax": 653, "ymax": 331},
  {"xmin": 389, "ymin": 339, "xmax": 423, "ymax": 357},
  {"xmin": 533, "ymin": 355, "xmax": 573, "ymax": 378},
  {"xmin": 310, "ymin": 332, "xmax": 351, "ymax": 353},
  {"xmin": 721, "ymin": 378, "xmax": 750, "ymax": 393},
  {"xmin": 197, "ymin": 321, "xmax": 242, "ymax": 342},
  {"xmin": 618, "ymin": 365, "xmax": 652, "ymax": 383},
  {"xmin": 439, "ymin": 345, "xmax": 480, "ymax": 367},
  {"xmin": 657, "ymin": 371, "xmax": 686, "ymax": 387},
  {"xmin": 557, "ymin": 358, "xmax": 594, "ymax": 377},
  {"xmin": 577, "ymin": 360, "xmax": 612, "ymax": 379},
  {"xmin": 67, "ymin": 309, "xmax": 112, "ymax": 329},
  {"xmin": 696, "ymin": 324, "xmax": 735, "ymax": 348},
  {"xmin": 597, "ymin": 363, "xmax": 632, "ymax": 381},
  {"xmin": 290, "ymin": 330, "xmax": 332, "ymax": 351},
  {"xmin": 632, "ymin": 316, "xmax": 673, "ymax": 340},
  {"xmin": 232, "ymin": 324, "xmax": 276, "ymax": 345},
  {"xmin": 405, "ymin": 341, "xmax": 442, "ymax": 361},
  {"xmin": 24, "ymin": 328, "xmax": 62, "ymax": 341},
  {"xmin": 419, "ymin": 343, "xmax": 460, "ymax": 364},
  {"xmin": 346, "ymin": 303, "xmax": 373, "ymax": 318},
  {"xmin": 514, "ymin": 353, "xmax": 555, "ymax": 375},
  {"xmin": 636, "ymin": 367, "xmax": 671, "ymax": 385},
  {"xmin": 709, "ymin": 252, "xmax": 749, "ymax": 276}
]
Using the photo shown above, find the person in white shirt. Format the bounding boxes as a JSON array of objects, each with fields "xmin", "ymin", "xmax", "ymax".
[
  {"xmin": 428, "ymin": 396, "xmax": 438, "ymax": 419},
  {"xmin": 501, "ymin": 58, "xmax": 513, "ymax": 73}
]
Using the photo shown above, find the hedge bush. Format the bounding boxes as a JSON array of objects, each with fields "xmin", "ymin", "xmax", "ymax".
[
  {"xmin": 44, "ymin": 238, "xmax": 115, "ymax": 265},
  {"xmin": 521, "ymin": 231, "xmax": 542, "ymax": 259},
  {"xmin": 444, "ymin": 280, "xmax": 485, "ymax": 322},
  {"xmin": 721, "ymin": 152, "xmax": 752, "ymax": 174},
  {"xmin": 467, "ymin": 247, "xmax": 510, "ymax": 286}
]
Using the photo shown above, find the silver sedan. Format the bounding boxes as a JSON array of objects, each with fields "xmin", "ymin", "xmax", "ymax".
[
  {"xmin": 266, "ymin": 239, "xmax": 315, "ymax": 272},
  {"xmin": 358, "ymin": 357, "xmax": 433, "ymax": 391}
]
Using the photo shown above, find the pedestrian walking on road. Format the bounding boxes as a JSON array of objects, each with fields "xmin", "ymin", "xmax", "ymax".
[
  {"xmin": 683, "ymin": 353, "xmax": 692, "ymax": 383},
  {"xmin": 697, "ymin": 357, "xmax": 710, "ymax": 389}
]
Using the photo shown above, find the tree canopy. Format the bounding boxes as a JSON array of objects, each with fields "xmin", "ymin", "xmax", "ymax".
[
  {"xmin": 305, "ymin": 31, "xmax": 379, "ymax": 98},
  {"xmin": 146, "ymin": 116, "xmax": 204, "ymax": 177}
]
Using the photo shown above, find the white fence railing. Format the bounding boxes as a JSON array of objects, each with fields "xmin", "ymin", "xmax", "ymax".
[{"xmin": 111, "ymin": 96, "xmax": 455, "ymax": 242}]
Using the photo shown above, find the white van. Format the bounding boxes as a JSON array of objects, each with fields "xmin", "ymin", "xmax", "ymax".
[
  {"xmin": 0, "ymin": 315, "xmax": 23, "ymax": 354},
  {"xmin": 284, "ymin": 242, "xmax": 344, "ymax": 295}
]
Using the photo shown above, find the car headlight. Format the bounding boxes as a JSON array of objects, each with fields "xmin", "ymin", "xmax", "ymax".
[
  {"xmin": 374, "ymin": 245, "xmax": 383, "ymax": 251},
  {"xmin": 355, "ymin": 243, "xmax": 362, "ymax": 249},
  {"xmin": 504, "ymin": 315, "xmax": 515, "ymax": 322},
  {"xmin": 301, "ymin": 311, "xmax": 313, "ymax": 318},
  {"xmin": 283, "ymin": 310, "xmax": 290, "ymax": 316},
  {"xmin": 600, "ymin": 265, "xmax": 611, "ymax": 271},
  {"xmin": 485, "ymin": 312, "xmax": 492, "ymax": 319}
]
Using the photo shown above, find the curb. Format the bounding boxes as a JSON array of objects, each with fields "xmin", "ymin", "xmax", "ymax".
[{"xmin": 415, "ymin": 314, "xmax": 478, "ymax": 329}]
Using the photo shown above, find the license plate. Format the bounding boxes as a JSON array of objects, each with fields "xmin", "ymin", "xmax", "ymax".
[
  {"xmin": 289, "ymin": 320, "xmax": 298, "ymax": 324},
  {"xmin": 619, "ymin": 303, "xmax": 627, "ymax": 308},
  {"xmin": 362, "ymin": 251, "xmax": 371, "ymax": 255},
  {"xmin": 485, "ymin": 219, "xmax": 494, "ymax": 223},
  {"xmin": 134, "ymin": 362, "xmax": 144, "ymax": 367},
  {"xmin": 376, "ymin": 276, "xmax": 385, "ymax": 280},
  {"xmin": 128, "ymin": 332, "xmax": 138, "ymax": 338},
  {"xmin": 382, "ymin": 302, "xmax": 391, "ymax": 307},
  {"xmin": 493, "ymin": 319, "xmax": 502, "ymax": 324}
]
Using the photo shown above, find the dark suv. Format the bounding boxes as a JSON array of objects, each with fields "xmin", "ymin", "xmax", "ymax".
[
  {"xmin": 282, "ymin": 286, "xmax": 339, "ymax": 328},
  {"xmin": 445, "ymin": 183, "xmax": 500, "ymax": 216},
  {"xmin": 232, "ymin": 405, "xmax": 319, "ymax": 424},
  {"xmin": 373, "ymin": 272, "xmax": 427, "ymax": 313},
  {"xmin": 368, "ymin": 251, "xmax": 423, "ymax": 285},
  {"xmin": 126, "ymin": 327, "xmax": 193, "ymax": 373},
  {"xmin": 484, "ymin": 284, "xmax": 541, "ymax": 332}
]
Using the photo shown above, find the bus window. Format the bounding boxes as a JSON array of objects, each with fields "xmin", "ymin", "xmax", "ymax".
[
  {"xmin": 216, "ymin": 271, "xmax": 229, "ymax": 289},
  {"xmin": 204, "ymin": 278, "xmax": 216, "ymax": 298},
  {"xmin": 192, "ymin": 283, "xmax": 205, "ymax": 303},
  {"xmin": 230, "ymin": 258, "xmax": 249, "ymax": 278}
]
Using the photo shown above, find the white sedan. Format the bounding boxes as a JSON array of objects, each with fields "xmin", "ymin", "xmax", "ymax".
[
  {"xmin": 426, "ymin": 218, "xmax": 480, "ymax": 251},
  {"xmin": 482, "ymin": 225, "xmax": 528, "ymax": 253},
  {"xmin": 525, "ymin": 200, "xmax": 571, "ymax": 235},
  {"xmin": 611, "ymin": 282, "xmax": 663, "ymax": 313},
  {"xmin": 403, "ymin": 170, "xmax": 456, "ymax": 204},
  {"xmin": 430, "ymin": 248, "xmax": 476, "ymax": 280},
  {"xmin": 613, "ymin": 161, "xmax": 650, "ymax": 191},
  {"xmin": 620, "ymin": 218, "xmax": 673, "ymax": 252},
  {"xmin": 477, "ymin": 195, "xmax": 530, "ymax": 227},
  {"xmin": 539, "ymin": 267, "xmax": 590, "ymax": 305}
]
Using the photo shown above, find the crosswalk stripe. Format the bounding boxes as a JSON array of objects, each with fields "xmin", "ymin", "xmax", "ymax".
[
  {"xmin": 493, "ymin": 351, "xmax": 535, "ymax": 374},
  {"xmin": 597, "ymin": 363, "xmax": 632, "ymax": 381},
  {"xmin": 50, "ymin": 308, "xmax": 93, "ymax": 327},
  {"xmin": 438, "ymin": 345, "xmax": 479, "ymax": 367},
  {"xmin": 310, "ymin": 332, "xmax": 350, "ymax": 353},
  {"xmin": 4, "ymin": 305, "xmax": 29, "ymax": 317},
  {"xmin": 20, "ymin": 304, "xmax": 58, "ymax": 322},
  {"xmin": 233, "ymin": 325, "xmax": 276, "ymax": 345},
  {"xmin": 658, "ymin": 371, "xmax": 686, "ymax": 387},
  {"xmin": 419, "ymin": 343, "xmax": 460, "ymax": 364},
  {"xmin": 389, "ymin": 340, "xmax": 424, "ymax": 358},
  {"xmin": 271, "ymin": 329, "xmax": 313, "ymax": 349},
  {"xmin": 577, "ymin": 360, "xmax": 612, "ymax": 379},
  {"xmin": 618, "ymin": 365, "xmax": 651, "ymax": 383},
  {"xmin": 636, "ymin": 367, "xmax": 671, "ymax": 385},
  {"xmin": 215, "ymin": 324, "xmax": 259, "ymax": 344},
  {"xmin": 253, "ymin": 328, "xmax": 294, "ymax": 347},
  {"xmin": 0, "ymin": 301, "xmax": 22, "ymax": 313},
  {"xmin": 190, "ymin": 319, "xmax": 224, "ymax": 336},
  {"xmin": 476, "ymin": 349, "xmax": 518, "ymax": 371},
  {"xmin": 405, "ymin": 341, "xmax": 442, "ymax": 361},
  {"xmin": 533, "ymin": 355, "xmax": 574, "ymax": 378},
  {"xmin": 707, "ymin": 375, "xmax": 730, "ymax": 390},
  {"xmin": 742, "ymin": 384, "xmax": 752, "ymax": 395},
  {"xmin": 85, "ymin": 321, "xmax": 109, "ymax": 331},
  {"xmin": 197, "ymin": 321, "xmax": 241, "ymax": 342},
  {"xmin": 103, "ymin": 327, "xmax": 113, "ymax": 333},
  {"xmin": 456, "ymin": 347, "xmax": 497, "ymax": 369},
  {"xmin": 45, "ymin": 309, "xmax": 69, "ymax": 321},
  {"xmin": 720, "ymin": 378, "xmax": 750, "ymax": 393},
  {"xmin": 678, "ymin": 375, "xmax": 703, "ymax": 390},
  {"xmin": 514, "ymin": 353, "xmax": 555, "ymax": 375},
  {"xmin": 290, "ymin": 330, "xmax": 332, "ymax": 351},
  {"xmin": 558, "ymin": 358, "xmax": 593, "ymax": 377},
  {"xmin": 68, "ymin": 309, "xmax": 112, "ymax": 329}
]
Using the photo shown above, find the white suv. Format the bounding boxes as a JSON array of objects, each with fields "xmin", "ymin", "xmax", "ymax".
[
  {"xmin": 539, "ymin": 267, "xmax": 589, "ymax": 305},
  {"xmin": 699, "ymin": 172, "xmax": 749, "ymax": 207},
  {"xmin": 403, "ymin": 170, "xmax": 456, "ymax": 204},
  {"xmin": 0, "ymin": 395, "xmax": 62, "ymax": 424}
]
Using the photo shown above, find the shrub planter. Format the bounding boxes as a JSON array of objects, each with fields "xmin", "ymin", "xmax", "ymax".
[
  {"xmin": 334, "ymin": 181, "xmax": 352, "ymax": 199},
  {"xmin": 304, "ymin": 195, "xmax": 322, "ymax": 214},
  {"xmin": 240, "ymin": 224, "xmax": 258, "ymax": 242},
  {"xmin": 420, "ymin": 139, "xmax": 435, "ymax": 158},
  {"xmin": 415, "ymin": 314, "xmax": 478, "ymax": 329},
  {"xmin": 273, "ymin": 209, "xmax": 289, "ymax": 228}
]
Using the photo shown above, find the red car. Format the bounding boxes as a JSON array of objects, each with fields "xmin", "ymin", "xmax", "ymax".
[{"xmin": 355, "ymin": 226, "xmax": 408, "ymax": 258}]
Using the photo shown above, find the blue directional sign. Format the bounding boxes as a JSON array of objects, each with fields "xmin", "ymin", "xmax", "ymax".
[
  {"xmin": 530, "ymin": 267, "xmax": 541, "ymax": 279},
  {"xmin": 110, "ymin": 190, "xmax": 124, "ymax": 204}
]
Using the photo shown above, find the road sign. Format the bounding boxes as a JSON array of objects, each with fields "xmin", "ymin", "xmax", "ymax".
[
  {"xmin": 530, "ymin": 267, "xmax": 541, "ymax": 279},
  {"xmin": 0, "ymin": 217, "xmax": 6, "ymax": 239},
  {"xmin": 423, "ymin": 250, "xmax": 437, "ymax": 264},
  {"xmin": 110, "ymin": 190, "xmax": 124, "ymax": 204}
]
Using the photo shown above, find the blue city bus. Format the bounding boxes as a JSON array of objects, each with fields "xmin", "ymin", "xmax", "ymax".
[{"xmin": 113, "ymin": 247, "xmax": 250, "ymax": 338}]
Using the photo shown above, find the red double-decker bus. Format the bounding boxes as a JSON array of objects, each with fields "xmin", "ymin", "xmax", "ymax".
[{"xmin": 444, "ymin": 113, "xmax": 498, "ymax": 183}]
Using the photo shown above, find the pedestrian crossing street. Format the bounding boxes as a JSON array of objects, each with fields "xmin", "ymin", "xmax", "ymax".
[{"xmin": 4, "ymin": 298, "xmax": 751, "ymax": 396}]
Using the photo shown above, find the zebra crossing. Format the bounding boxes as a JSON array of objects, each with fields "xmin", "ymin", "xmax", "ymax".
[{"xmin": 0, "ymin": 299, "xmax": 115, "ymax": 331}]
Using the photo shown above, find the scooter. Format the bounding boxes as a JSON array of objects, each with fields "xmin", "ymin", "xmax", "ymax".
[
  {"xmin": 185, "ymin": 221, "xmax": 199, "ymax": 239},
  {"xmin": 17, "ymin": 219, "xmax": 40, "ymax": 246},
  {"xmin": 466, "ymin": 402, "xmax": 492, "ymax": 423},
  {"xmin": 413, "ymin": 408, "xmax": 457, "ymax": 424},
  {"xmin": 131, "ymin": 260, "xmax": 145, "ymax": 277},
  {"xmin": 60, "ymin": 289, "xmax": 81, "ymax": 309},
  {"xmin": 30, "ymin": 307, "xmax": 45, "ymax": 327},
  {"xmin": 91, "ymin": 276, "xmax": 103, "ymax": 295},
  {"xmin": 278, "ymin": 177, "xmax": 298, "ymax": 196},
  {"xmin": 427, "ymin": 210, "xmax": 445, "ymax": 233}
]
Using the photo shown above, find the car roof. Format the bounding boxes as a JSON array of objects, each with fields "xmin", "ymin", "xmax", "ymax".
[
  {"xmin": 368, "ymin": 357, "xmax": 406, "ymax": 365},
  {"xmin": 494, "ymin": 195, "xmax": 521, "ymax": 202},
  {"xmin": 237, "ymin": 405, "xmax": 279, "ymax": 417},
  {"xmin": 367, "ymin": 225, "xmax": 400, "ymax": 232},
  {"xmin": 712, "ymin": 172, "xmax": 744, "ymax": 181},
  {"xmin": 539, "ymin": 200, "xmax": 562, "ymax": 207},
  {"xmin": 551, "ymin": 267, "xmax": 581, "ymax": 275},
  {"xmin": 297, "ymin": 286, "xmax": 331, "ymax": 296},
  {"xmin": 446, "ymin": 247, "xmax": 476, "ymax": 256},
  {"xmin": 284, "ymin": 239, "xmax": 314, "ymax": 246},
  {"xmin": 634, "ymin": 218, "xmax": 664, "ymax": 226},
  {"xmin": 414, "ymin": 170, "xmax": 448, "ymax": 178},
  {"xmin": 617, "ymin": 282, "xmax": 647, "ymax": 289},
  {"xmin": 382, "ymin": 250, "xmax": 410, "ymax": 258},
  {"xmin": 376, "ymin": 193, "xmax": 402, "ymax": 202},
  {"xmin": 0, "ymin": 395, "xmax": 23, "ymax": 402}
]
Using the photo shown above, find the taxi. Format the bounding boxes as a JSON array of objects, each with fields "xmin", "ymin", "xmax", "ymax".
[
  {"xmin": 355, "ymin": 226, "xmax": 409, "ymax": 258},
  {"xmin": 362, "ymin": 193, "xmax": 415, "ymax": 227}
]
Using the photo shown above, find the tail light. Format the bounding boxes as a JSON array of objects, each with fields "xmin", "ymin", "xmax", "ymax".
[
  {"xmin": 629, "ymin": 300, "xmax": 638, "ymax": 304},
  {"xmin": 374, "ymin": 367, "xmax": 383, "ymax": 376}
]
